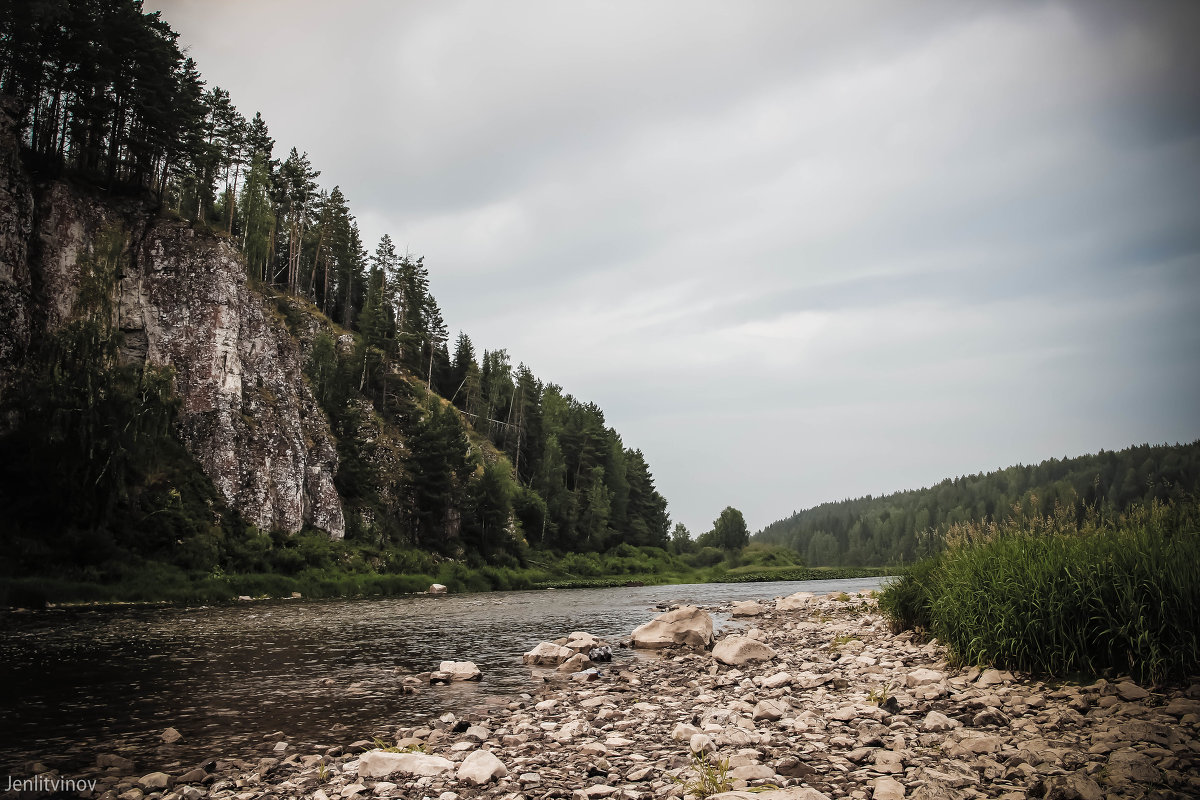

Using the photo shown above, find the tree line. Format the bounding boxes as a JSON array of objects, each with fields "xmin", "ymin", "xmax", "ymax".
[{"xmin": 754, "ymin": 441, "xmax": 1200, "ymax": 566}]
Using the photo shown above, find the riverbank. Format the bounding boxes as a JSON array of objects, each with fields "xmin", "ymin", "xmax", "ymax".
[
  {"xmin": 0, "ymin": 562, "xmax": 893, "ymax": 609},
  {"xmin": 16, "ymin": 590, "xmax": 1199, "ymax": 800}
]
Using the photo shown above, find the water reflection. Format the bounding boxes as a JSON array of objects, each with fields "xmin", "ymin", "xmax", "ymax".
[{"xmin": 0, "ymin": 577, "xmax": 882, "ymax": 770}]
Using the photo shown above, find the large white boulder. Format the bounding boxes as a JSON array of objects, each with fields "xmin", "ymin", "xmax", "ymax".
[
  {"xmin": 713, "ymin": 635, "xmax": 777, "ymax": 666},
  {"xmin": 630, "ymin": 606, "xmax": 714, "ymax": 649},
  {"xmin": 457, "ymin": 750, "xmax": 507, "ymax": 785},
  {"xmin": 357, "ymin": 750, "xmax": 455, "ymax": 778},
  {"xmin": 438, "ymin": 661, "xmax": 482, "ymax": 681},
  {"xmin": 428, "ymin": 584, "xmax": 447, "ymax": 594}
]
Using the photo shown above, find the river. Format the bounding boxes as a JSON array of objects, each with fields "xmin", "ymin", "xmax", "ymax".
[{"xmin": 0, "ymin": 577, "xmax": 884, "ymax": 772}]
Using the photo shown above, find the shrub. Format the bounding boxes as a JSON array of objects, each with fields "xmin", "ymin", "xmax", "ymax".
[
  {"xmin": 876, "ymin": 556, "xmax": 942, "ymax": 632},
  {"xmin": 880, "ymin": 497, "xmax": 1200, "ymax": 683}
]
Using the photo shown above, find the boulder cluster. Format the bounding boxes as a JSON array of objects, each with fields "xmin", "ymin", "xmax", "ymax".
[{"xmin": 70, "ymin": 591, "xmax": 1200, "ymax": 800}]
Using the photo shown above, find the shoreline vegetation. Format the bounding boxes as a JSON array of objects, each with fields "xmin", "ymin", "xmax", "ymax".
[
  {"xmin": 879, "ymin": 495, "xmax": 1200, "ymax": 684},
  {"xmin": 0, "ymin": 546, "xmax": 893, "ymax": 609}
]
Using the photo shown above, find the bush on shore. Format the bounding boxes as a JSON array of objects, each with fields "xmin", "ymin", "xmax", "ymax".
[{"xmin": 879, "ymin": 497, "xmax": 1200, "ymax": 684}]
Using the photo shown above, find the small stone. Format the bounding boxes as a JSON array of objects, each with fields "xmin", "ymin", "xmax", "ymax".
[
  {"xmin": 1036, "ymin": 773, "xmax": 1102, "ymax": 800},
  {"xmin": 139, "ymin": 773, "xmax": 172, "ymax": 791},
  {"xmin": 873, "ymin": 776, "xmax": 906, "ymax": 800},
  {"xmin": 730, "ymin": 764, "xmax": 776, "ymax": 780},
  {"xmin": 161, "ymin": 727, "xmax": 183, "ymax": 744},
  {"xmin": 713, "ymin": 635, "xmax": 777, "ymax": 666},
  {"xmin": 761, "ymin": 672, "xmax": 793, "ymax": 689},
  {"xmin": 690, "ymin": 734, "xmax": 716, "ymax": 755},
  {"xmin": 921, "ymin": 711, "xmax": 959, "ymax": 732},
  {"xmin": 753, "ymin": 699, "xmax": 787, "ymax": 721},
  {"xmin": 874, "ymin": 750, "xmax": 904, "ymax": 774},
  {"xmin": 775, "ymin": 591, "xmax": 815, "ymax": 611},
  {"xmin": 341, "ymin": 783, "xmax": 366, "ymax": 797},
  {"xmin": 905, "ymin": 668, "xmax": 945, "ymax": 688},
  {"xmin": 357, "ymin": 750, "xmax": 455, "ymax": 778},
  {"xmin": 672, "ymin": 723, "xmax": 702, "ymax": 741},
  {"xmin": 731, "ymin": 600, "xmax": 766, "ymax": 617},
  {"xmin": 1116, "ymin": 681, "xmax": 1149, "ymax": 701},
  {"xmin": 97, "ymin": 754, "xmax": 136, "ymax": 772}
]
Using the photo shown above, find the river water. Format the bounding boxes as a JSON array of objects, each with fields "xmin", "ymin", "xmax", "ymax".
[{"xmin": 0, "ymin": 577, "xmax": 883, "ymax": 771}]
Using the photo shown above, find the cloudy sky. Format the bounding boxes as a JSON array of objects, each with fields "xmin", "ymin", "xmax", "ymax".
[{"xmin": 152, "ymin": 1, "xmax": 1200, "ymax": 535}]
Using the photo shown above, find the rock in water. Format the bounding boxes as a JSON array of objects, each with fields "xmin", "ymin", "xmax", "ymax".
[
  {"xmin": 522, "ymin": 641, "xmax": 573, "ymax": 666},
  {"xmin": 428, "ymin": 584, "xmax": 448, "ymax": 595},
  {"xmin": 713, "ymin": 634, "xmax": 777, "ymax": 665},
  {"xmin": 160, "ymin": 727, "xmax": 182, "ymax": 744},
  {"xmin": 557, "ymin": 653, "xmax": 592, "ymax": 673},
  {"xmin": 438, "ymin": 660, "xmax": 482, "ymax": 681},
  {"xmin": 457, "ymin": 750, "xmax": 507, "ymax": 785},
  {"xmin": 731, "ymin": 600, "xmax": 766, "ymax": 617},
  {"xmin": 630, "ymin": 606, "xmax": 714, "ymax": 649}
]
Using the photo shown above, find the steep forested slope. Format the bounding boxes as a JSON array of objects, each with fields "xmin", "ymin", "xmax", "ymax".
[
  {"xmin": 0, "ymin": 1, "xmax": 670, "ymax": 595},
  {"xmin": 754, "ymin": 441, "xmax": 1200, "ymax": 566}
]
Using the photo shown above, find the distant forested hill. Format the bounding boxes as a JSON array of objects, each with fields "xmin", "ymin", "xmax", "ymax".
[{"xmin": 754, "ymin": 441, "xmax": 1200, "ymax": 566}]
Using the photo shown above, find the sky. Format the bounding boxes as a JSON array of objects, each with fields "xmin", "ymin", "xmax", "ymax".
[{"xmin": 151, "ymin": 0, "xmax": 1200, "ymax": 536}]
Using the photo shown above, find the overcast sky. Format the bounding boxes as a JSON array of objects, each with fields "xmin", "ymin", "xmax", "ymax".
[{"xmin": 152, "ymin": 0, "xmax": 1200, "ymax": 535}]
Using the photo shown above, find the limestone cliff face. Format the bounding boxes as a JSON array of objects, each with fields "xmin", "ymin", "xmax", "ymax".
[
  {"xmin": 0, "ymin": 104, "xmax": 345, "ymax": 538},
  {"xmin": 0, "ymin": 101, "xmax": 34, "ymax": 394}
]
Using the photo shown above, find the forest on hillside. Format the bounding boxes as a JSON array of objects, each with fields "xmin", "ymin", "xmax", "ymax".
[
  {"xmin": 754, "ymin": 441, "xmax": 1200, "ymax": 566},
  {"xmin": 0, "ymin": 1, "xmax": 671, "ymax": 584}
]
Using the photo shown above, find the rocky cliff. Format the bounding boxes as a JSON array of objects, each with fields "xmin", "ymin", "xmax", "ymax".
[{"xmin": 0, "ymin": 102, "xmax": 345, "ymax": 538}]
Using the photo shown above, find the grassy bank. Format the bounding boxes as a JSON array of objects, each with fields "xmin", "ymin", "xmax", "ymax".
[
  {"xmin": 879, "ymin": 497, "xmax": 1200, "ymax": 684},
  {"xmin": 0, "ymin": 542, "xmax": 893, "ymax": 608}
]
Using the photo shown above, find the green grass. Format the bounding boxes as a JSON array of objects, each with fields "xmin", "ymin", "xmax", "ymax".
[
  {"xmin": 1, "ymin": 543, "xmax": 897, "ymax": 608},
  {"xmin": 879, "ymin": 497, "xmax": 1200, "ymax": 684}
]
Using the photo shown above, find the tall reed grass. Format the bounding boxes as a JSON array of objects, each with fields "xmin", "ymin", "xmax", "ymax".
[{"xmin": 879, "ymin": 497, "xmax": 1200, "ymax": 683}]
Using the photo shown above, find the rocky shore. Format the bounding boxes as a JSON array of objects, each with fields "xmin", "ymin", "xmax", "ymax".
[{"xmin": 16, "ymin": 591, "xmax": 1200, "ymax": 800}]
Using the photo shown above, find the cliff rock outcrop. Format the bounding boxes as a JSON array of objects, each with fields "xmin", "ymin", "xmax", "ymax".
[{"xmin": 0, "ymin": 101, "xmax": 344, "ymax": 538}]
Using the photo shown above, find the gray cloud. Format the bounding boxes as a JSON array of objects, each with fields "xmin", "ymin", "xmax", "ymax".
[{"xmin": 152, "ymin": 0, "xmax": 1200, "ymax": 534}]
